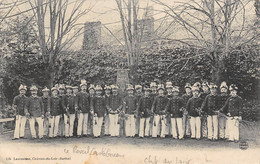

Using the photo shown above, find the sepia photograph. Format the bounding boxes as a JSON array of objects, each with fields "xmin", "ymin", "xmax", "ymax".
[{"xmin": 0, "ymin": 0, "xmax": 259, "ymax": 163}]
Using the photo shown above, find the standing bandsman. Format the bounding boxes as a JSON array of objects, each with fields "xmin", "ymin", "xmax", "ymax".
[
  {"xmin": 107, "ymin": 85, "xmax": 122, "ymax": 137},
  {"xmin": 151, "ymin": 84, "xmax": 168, "ymax": 138},
  {"xmin": 165, "ymin": 81, "xmax": 174, "ymax": 137},
  {"xmin": 87, "ymin": 84, "xmax": 95, "ymax": 136},
  {"xmin": 77, "ymin": 80, "xmax": 91, "ymax": 137},
  {"xmin": 201, "ymin": 83, "xmax": 219, "ymax": 141},
  {"xmin": 72, "ymin": 86, "xmax": 80, "ymax": 136},
  {"xmin": 123, "ymin": 84, "xmax": 138, "ymax": 137},
  {"xmin": 150, "ymin": 82, "xmax": 158, "ymax": 137},
  {"xmin": 63, "ymin": 85, "xmax": 77, "ymax": 138},
  {"xmin": 25, "ymin": 85, "xmax": 44, "ymax": 139},
  {"xmin": 58, "ymin": 84, "xmax": 66, "ymax": 137},
  {"xmin": 134, "ymin": 85, "xmax": 143, "ymax": 137},
  {"xmin": 42, "ymin": 87, "xmax": 51, "ymax": 138},
  {"xmin": 104, "ymin": 85, "xmax": 112, "ymax": 136},
  {"xmin": 165, "ymin": 86, "xmax": 185, "ymax": 139},
  {"xmin": 182, "ymin": 83, "xmax": 192, "ymax": 138},
  {"xmin": 91, "ymin": 85, "xmax": 106, "ymax": 137},
  {"xmin": 218, "ymin": 81, "xmax": 229, "ymax": 140},
  {"xmin": 221, "ymin": 84, "xmax": 242, "ymax": 142},
  {"xmin": 137, "ymin": 87, "xmax": 153, "ymax": 138},
  {"xmin": 12, "ymin": 84, "xmax": 28, "ymax": 140},
  {"xmin": 201, "ymin": 81, "xmax": 210, "ymax": 138},
  {"xmin": 49, "ymin": 87, "xmax": 62, "ymax": 138},
  {"xmin": 186, "ymin": 85, "xmax": 203, "ymax": 140}
]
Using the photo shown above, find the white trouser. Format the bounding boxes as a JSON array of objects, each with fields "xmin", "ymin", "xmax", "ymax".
[
  {"xmin": 29, "ymin": 117, "xmax": 44, "ymax": 138},
  {"xmin": 207, "ymin": 115, "xmax": 218, "ymax": 140},
  {"xmin": 171, "ymin": 117, "xmax": 183, "ymax": 139},
  {"xmin": 49, "ymin": 115, "xmax": 60, "ymax": 138},
  {"xmin": 183, "ymin": 115, "xmax": 191, "ymax": 136},
  {"xmin": 225, "ymin": 118, "xmax": 229, "ymax": 139},
  {"xmin": 109, "ymin": 114, "xmax": 120, "ymax": 136},
  {"xmin": 152, "ymin": 115, "xmax": 166, "ymax": 138},
  {"xmin": 14, "ymin": 115, "xmax": 27, "ymax": 138},
  {"xmin": 58, "ymin": 116, "xmax": 65, "ymax": 136},
  {"xmin": 218, "ymin": 116, "xmax": 226, "ymax": 139},
  {"xmin": 125, "ymin": 114, "xmax": 135, "ymax": 137},
  {"xmin": 139, "ymin": 117, "xmax": 150, "ymax": 137},
  {"xmin": 201, "ymin": 116, "xmax": 207, "ymax": 137},
  {"xmin": 77, "ymin": 113, "xmax": 89, "ymax": 136},
  {"xmin": 43, "ymin": 117, "xmax": 49, "ymax": 136},
  {"xmin": 93, "ymin": 117, "xmax": 104, "ymax": 137},
  {"xmin": 64, "ymin": 114, "xmax": 75, "ymax": 137},
  {"xmin": 227, "ymin": 116, "xmax": 240, "ymax": 141},
  {"xmin": 190, "ymin": 116, "xmax": 201, "ymax": 139},
  {"xmin": 135, "ymin": 116, "xmax": 140, "ymax": 135},
  {"xmin": 104, "ymin": 114, "xmax": 110, "ymax": 135}
]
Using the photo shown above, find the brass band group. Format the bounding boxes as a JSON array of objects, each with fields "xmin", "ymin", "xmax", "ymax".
[{"xmin": 12, "ymin": 80, "xmax": 243, "ymax": 142}]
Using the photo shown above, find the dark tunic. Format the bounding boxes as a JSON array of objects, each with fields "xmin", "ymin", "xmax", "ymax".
[
  {"xmin": 152, "ymin": 95, "xmax": 168, "ymax": 115},
  {"xmin": 42, "ymin": 96, "xmax": 50, "ymax": 114},
  {"xmin": 50, "ymin": 96, "xmax": 62, "ymax": 116},
  {"xmin": 106, "ymin": 94, "xmax": 123, "ymax": 112},
  {"xmin": 201, "ymin": 94, "xmax": 219, "ymax": 115},
  {"xmin": 123, "ymin": 95, "xmax": 138, "ymax": 114},
  {"xmin": 92, "ymin": 96, "xmax": 106, "ymax": 117},
  {"xmin": 25, "ymin": 96, "xmax": 44, "ymax": 117},
  {"xmin": 78, "ymin": 92, "xmax": 91, "ymax": 113},
  {"xmin": 222, "ymin": 95, "xmax": 243, "ymax": 117},
  {"xmin": 13, "ymin": 95, "xmax": 28, "ymax": 116},
  {"xmin": 165, "ymin": 96, "xmax": 185, "ymax": 118},
  {"xmin": 186, "ymin": 97, "xmax": 203, "ymax": 117},
  {"xmin": 137, "ymin": 96, "xmax": 153, "ymax": 118}
]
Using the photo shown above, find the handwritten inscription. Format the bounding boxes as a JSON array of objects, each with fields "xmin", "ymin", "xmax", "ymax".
[
  {"xmin": 144, "ymin": 155, "xmax": 191, "ymax": 164},
  {"xmin": 64, "ymin": 145, "xmax": 124, "ymax": 158}
]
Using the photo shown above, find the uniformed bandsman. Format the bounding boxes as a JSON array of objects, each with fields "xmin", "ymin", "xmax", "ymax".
[
  {"xmin": 221, "ymin": 84, "xmax": 242, "ymax": 142},
  {"xmin": 218, "ymin": 81, "xmax": 229, "ymax": 139},
  {"xmin": 165, "ymin": 81, "xmax": 173, "ymax": 137},
  {"xmin": 201, "ymin": 83, "xmax": 219, "ymax": 141},
  {"xmin": 58, "ymin": 84, "xmax": 66, "ymax": 137},
  {"xmin": 137, "ymin": 87, "xmax": 153, "ymax": 138},
  {"xmin": 72, "ymin": 86, "xmax": 80, "ymax": 136},
  {"xmin": 134, "ymin": 84, "xmax": 143, "ymax": 136},
  {"xmin": 149, "ymin": 82, "xmax": 158, "ymax": 136},
  {"xmin": 77, "ymin": 80, "xmax": 91, "ymax": 137},
  {"xmin": 165, "ymin": 86, "xmax": 185, "ymax": 139},
  {"xmin": 123, "ymin": 84, "xmax": 138, "ymax": 137},
  {"xmin": 87, "ymin": 84, "xmax": 96, "ymax": 136},
  {"xmin": 186, "ymin": 85, "xmax": 203, "ymax": 139},
  {"xmin": 91, "ymin": 85, "xmax": 106, "ymax": 137},
  {"xmin": 25, "ymin": 85, "xmax": 44, "ymax": 139},
  {"xmin": 49, "ymin": 87, "xmax": 62, "ymax": 138},
  {"xmin": 106, "ymin": 85, "xmax": 122, "ymax": 137},
  {"xmin": 151, "ymin": 84, "xmax": 168, "ymax": 138},
  {"xmin": 104, "ymin": 85, "xmax": 112, "ymax": 136},
  {"xmin": 42, "ymin": 87, "xmax": 51, "ymax": 138},
  {"xmin": 12, "ymin": 84, "xmax": 28, "ymax": 140},
  {"xmin": 182, "ymin": 83, "xmax": 192, "ymax": 138},
  {"xmin": 63, "ymin": 85, "xmax": 77, "ymax": 138},
  {"xmin": 200, "ymin": 81, "xmax": 209, "ymax": 138}
]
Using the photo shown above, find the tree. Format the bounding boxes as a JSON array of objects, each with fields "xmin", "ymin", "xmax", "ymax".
[
  {"xmin": 152, "ymin": 0, "xmax": 258, "ymax": 84},
  {"xmin": 27, "ymin": 0, "xmax": 90, "ymax": 87}
]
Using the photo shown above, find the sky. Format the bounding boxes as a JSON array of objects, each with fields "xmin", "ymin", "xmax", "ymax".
[{"xmin": 3, "ymin": 0, "xmax": 257, "ymax": 50}]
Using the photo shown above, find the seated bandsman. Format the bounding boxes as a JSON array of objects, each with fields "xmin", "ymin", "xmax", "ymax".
[
  {"xmin": 221, "ymin": 84, "xmax": 242, "ymax": 143},
  {"xmin": 49, "ymin": 86, "xmax": 62, "ymax": 138},
  {"xmin": 91, "ymin": 85, "xmax": 106, "ymax": 137},
  {"xmin": 134, "ymin": 84, "xmax": 143, "ymax": 137},
  {"xmin": 63, "ymin": 85, "xmax": 77, "ymax": 138},
  {"xmin": 151, "ymin": 84, "xmax": 168, "ymax": 138},
  {"xmin": 42, "ymin": 87, "xmax": 51, "ymax": 138},
  {"xmin": 186, "ymin": 85, "xmax": 203, "ymax": 140},
  {"xmin": 104, "ymin": 85, "xmax": 112, "ymax": 136},
  {"xmin": 123, "ymin": 84, "xmax": 138, "ymax": 137},
  {"xmin": 182, "ymin": 83, "xmax": 192, "ymax": 138},
  {"xmin": 201, "ymin": 83, "xmax": 219, "ymax": 141},
  {"xmin": 218, "ymin": 81, "xmax": 229, "ymax": 140},
  {"xmin": 12, "ymin": 84, "xmax": 28, "ymax": 140},
  {"xmin": 25, "ymin": 85, "xmax": 44, "ymax": 139},
  {"xmin": 106, "ymin": 85, "xmax": 122, "ymax": 137},
  {"xmin": 137, "ymin": 87, "xmax": 153, "ymax": 138},
  {"xmin": 77, "ymin": 80, "xmax": 91, "ymax": 137},
  {"xmin": 165, "ymin": 86, "xmax": 185, "ymax": 139}
]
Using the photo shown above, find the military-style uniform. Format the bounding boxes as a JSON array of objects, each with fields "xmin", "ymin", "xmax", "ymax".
[
  {"xmin": 25, "ymin": 87, "xmax": 44, "ymax": 139},
  {"xmin": 49, "ymin": 93, "xmax": 62, "ymax": 138},
  {"xmin": 106, "ymin": 89, "xmax": 122, "ymax": 137},
  {"xmin": 186, "ymin": 95, "xmax": 203, "ymax": 139},
  {"xmin": 200, "ymin": 90, "xmax": 210, "ymax": 138},
  {"xmin": 182, "ymin": 93, "xmax": 192, "ymax": 137},
  {"xmin": 219, "ymin": 92, "xmax": 229, "ymax": 139},
  {"xmin": 165, "ymin": 95, "xmax": 185, "ymax": 139},
  {"xmin": 77, "ymin": 91, "xmax": 91, "ymax": 136},
  {"xmin": 123, "ymin": 93, "xmax": 138, "ymax": 137},
  {"xmin": 137, "ymin": 95, "xmax": 153, "ymax": 137},
  {"xmin": 13, "ymin": 86, "xmax": 28, "ymax": 139},
  {"xmin": 134, "ymin": 85, "xmax": 143, "ymax": 136},
  {"xmin": 201, "ymin": 93, "xmax": 219, "ymax": 140},
  {"xmin": 151, "ymin": 94, "xmax": 168, "ymax": 138},
  {"xmin": 63, "ymin": 89, "xmax": 77, "ymax": 137},
  {"xmin": 221, "ymin": 86, "xmax": 242, "ymax": 142},
  {"xmin": 42, "ymin": 94, "xmax": 50, "ymax": 137},
  {"xmin": 91, "ymin": 94, "xmax": 106, "ymax": 137}
]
